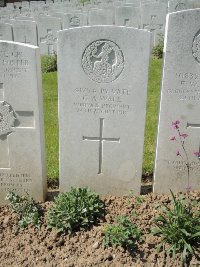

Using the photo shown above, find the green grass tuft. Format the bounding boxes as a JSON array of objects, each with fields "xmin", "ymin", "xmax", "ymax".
[
  {"xmin": 143, "ymin": 58, "xmax": 163, "ymax": 175},
  {"xmin": 42, "ymin": 72, "xmax": 59, "ymax": 180}
]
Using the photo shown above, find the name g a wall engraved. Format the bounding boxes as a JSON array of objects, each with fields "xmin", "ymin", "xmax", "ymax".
[{"xmin": 82, "ymin": 39, "xmax": 124, "ymax": 83}]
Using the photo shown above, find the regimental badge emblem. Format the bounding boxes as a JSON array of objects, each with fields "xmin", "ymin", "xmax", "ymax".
[
  {"xmin": 192, "ymin": 31, "xmax": 200, "ymax": 63},
  {"xmin": 82, "ymin": 39, "xmax": 124, "ymax": 83},
  {"xmin": 0, "ymin": 101, "xmax": 18, "ymax": 137},
  {"xmin": 175, "ymin": 3, "xmax": 186, "ymax": 11}
]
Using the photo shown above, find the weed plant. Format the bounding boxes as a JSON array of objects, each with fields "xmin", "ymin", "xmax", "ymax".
[
  {"xmin": 103, "ymin": 215, "xmax": 141, "ymax": 249},
  {"xmin": 41, "ymin": 54, "xmax": 57, "ymax": 73},
  {"xmin": 47, "ymin": 187, "xmax": 105, "ymax": 233},
  {"xmin": 152, "ymin": 34, "xmax": 164, "ymax": 59},
  {"xmin": 151, "ymin": 191, "xmax": 200, "ymax": 261},
  {"xmin": 6, "ymin": 192, "xmax": 41, "ymax": 229}
]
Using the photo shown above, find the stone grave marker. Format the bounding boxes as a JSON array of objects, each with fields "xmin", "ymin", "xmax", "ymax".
[
  {"xmin": 0, "ymin": 41, "xmax": 46, "ymax": 204},
  {"xmin": 6, "ymin": 3, "xmax": 14, "ymax": 9},
  {"xmin": 37, "ymin": 15, "xmax": 62, "ymax": 55},
  {"xmin": 125, "ymin": 0, "xmax": 140, "ymax": 7},
  {"xmin": 154, "ymin": 9, "xmax": 200, "ymax": 193},
  {"xmin": 58, "ymin": 26, "xmax": 151, "ymax": 195},
  {"xmin": 12, "ymin": 20, "xmax": 38, "ymax": 46},
  {"xmin": 191, "ymin": 0, "xmax": 200, "ymax": 8},
  {"xmin": 115, "ymin": 6, "xmax": 140, "ymax": 27},
  {"xmin": 15, "ymin": 16, "xmax": 35, "ymax": 21},
  {"xmin": 88, "ymin": 8, "xmax": 114, "ymax": 25},
  {"xmin": 141, "ymin": 2, "xmax": 167, "ymax": 46},
  {"xmin": 168, "ymin": 0, "xmax": 192, "ymax": 13},
  {"xmin": 63, "ymin": 12, "xmax": 88, "ymax": 29},
  {"xmin": 21, "ymin": 1, "xmax": 30, "ymax": 8},
  {"xmin": 0, "ymin": 23, "xmax": 13, "ymax": 41}
]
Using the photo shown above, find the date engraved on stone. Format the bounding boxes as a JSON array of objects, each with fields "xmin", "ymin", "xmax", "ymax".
[
  {"xmin": 192, "ymin": 30, "xmax": 200, "ymax": 63},
  {"xmin": 0, "ymin": 101, "xmax": 18, "ymax": 137},
  {"xmin": 82, "ymin": 39, "xmax": 124, "ymax": 83}
]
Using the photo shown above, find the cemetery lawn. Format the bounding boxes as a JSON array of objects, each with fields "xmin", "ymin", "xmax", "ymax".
[{"xmin": 42, "ymin": 58, "xmax": 163, "ymax": 181}]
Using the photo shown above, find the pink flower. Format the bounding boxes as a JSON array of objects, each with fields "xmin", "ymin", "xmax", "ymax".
[
  {"xmin": 176, "ymin": 150, "xmax": 181, "ymax": 156},
  {"xmin": 170, "ymin": 136, "xmax": 176, "ymax": 141},
  {"xmin": 194, "ymin": 151, "xmax": 200, "ymax": 157},
  {"xmin": 172, "ymin": 120, "xmax": 180, "ymax": 129},
  {"xmin": 180, "ymin": 134, "xmax": 188, "ymax": 139}
]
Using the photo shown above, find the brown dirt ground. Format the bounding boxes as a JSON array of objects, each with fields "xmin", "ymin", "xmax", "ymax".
[{"xmin": 0, "ymin": 180, "xmax": 200, "ymax": 267}]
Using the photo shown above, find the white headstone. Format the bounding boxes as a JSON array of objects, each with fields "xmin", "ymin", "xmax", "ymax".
[
  {"xmin": 37, "ymin": 15, "xmax": 62, "ymax": 55},
  {"xmin": 154, "ymin": 10, "xmax": 200, "ymax": 193},
  {"xmin": 168, "ymin": 0, "xmax": 193, "ymax": 13},
  {"xmin": 141, "ymin": 2, "xmax": 167, "ymax": 46},
  {"xmin": 12, "ymin": 20, "xmax": 38, "ymax": 46},
  {"xmin": 58, "ymin": 26, "xmax": 151, "ymax": 195},
  {"xmin": 63, "ymin": 12, "xmax": 88, "ymax": 29},
  {"xmin": 0, "ymin": 23, "xmax": 13, "ymax": 41},
  {"xmin": 0, "ymin": 41, "xmax": 46, "ymax": 204},
  {"xmin": 89, "ymin": 8, "xmax": 114, "ymax": 25},
  {"xmin": 115, "ymin": 6, "xmax": 140, "ymax": 27}
]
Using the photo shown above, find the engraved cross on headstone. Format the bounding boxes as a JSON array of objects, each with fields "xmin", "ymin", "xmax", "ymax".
[
  {"xmin": 143, "ymin": 15, "xmax": 163, "ymax": 32},
  {"xmin": 124, "ymin": 19, "xmax": 130, "ymax": 26},
  {"xmin": 40, "ymin": 29, "xmax": 57, "ymax": 55},
  {"xmin": 23, "ymin": 35, "xmax": 31, "ymax": 44},
  {"xmin": 0, "ymin": 83, "xmax": 34, "ymax": 169},
  {"xmin": 83, "ymin": 118, "xmax": 120, "ymax": 174}
]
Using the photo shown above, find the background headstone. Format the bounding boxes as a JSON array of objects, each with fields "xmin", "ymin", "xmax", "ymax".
[
  {"xmin": 12, "ymin": 20, "xmax": 38, "ymax": 46},
  {"xmin": 141, "ymin": 2, "xmax": 167, "ymax": 46},
  {"xmin": 58, "ymin": 26, "xmax": 151, "ymax": 195},
  {"xmin": 88, "ymin": 9, "xmax": 114, "ymax": 25},
  {"xmin": 0, "ymin": 23, "xmax": 13, "ymax": 41},
  {"xmin": 168, "ymin": 0, "xmax": 192, "ymax": 13},
  {"xmin": 63, "ymin": 12, "xmax": 88, "ymax": 29},
  {"xmin": 115, "ymin": 6, "xmax": 140, "ymax": 27},
  {"xmin": 37, "ymin": 15, "xmax": 62, "ymax": 55}
]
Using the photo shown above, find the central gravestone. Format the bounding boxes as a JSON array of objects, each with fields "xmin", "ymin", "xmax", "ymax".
[{"xmin": 58, "ymin": 26, "xmax": 151, "ymax": 195}]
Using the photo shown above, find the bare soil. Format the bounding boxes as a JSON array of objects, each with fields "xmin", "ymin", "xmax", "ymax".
[{"xmin": 0, "ymin": 182, "xmax": 200, "ymax": 267}]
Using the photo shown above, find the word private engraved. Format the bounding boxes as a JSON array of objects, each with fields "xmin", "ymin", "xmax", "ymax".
[
  {"xmin": 0, "ymin": 101, "xmax": 18, "ymax": 137},
  {"xmin": 192, "ymin": 30, "xmax": 200, "ymax": 63},
  {"xmin": 82, "ymin": 39, "xmax": 124, "ymax": 83}
]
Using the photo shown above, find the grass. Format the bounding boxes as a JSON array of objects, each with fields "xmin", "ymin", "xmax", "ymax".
[
  {"xmin": 42, "ymin": 58, "xmax": 163, "ymax": 181},
  {"xmin": 42, "ymin": 72, "xmax": 59, "ymax": 180},
  {"xmin": 143, "ymin": 58, "xmax": 163, "ymax": 175}
]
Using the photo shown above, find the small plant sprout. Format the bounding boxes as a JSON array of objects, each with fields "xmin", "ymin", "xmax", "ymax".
[
  {"xmin": 103, "ymin": 215, "xmax": 141, "ymax": 249},
  {"xmin": 6, "ymin": 192, "xmax": 42, "ymax": 229}
]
